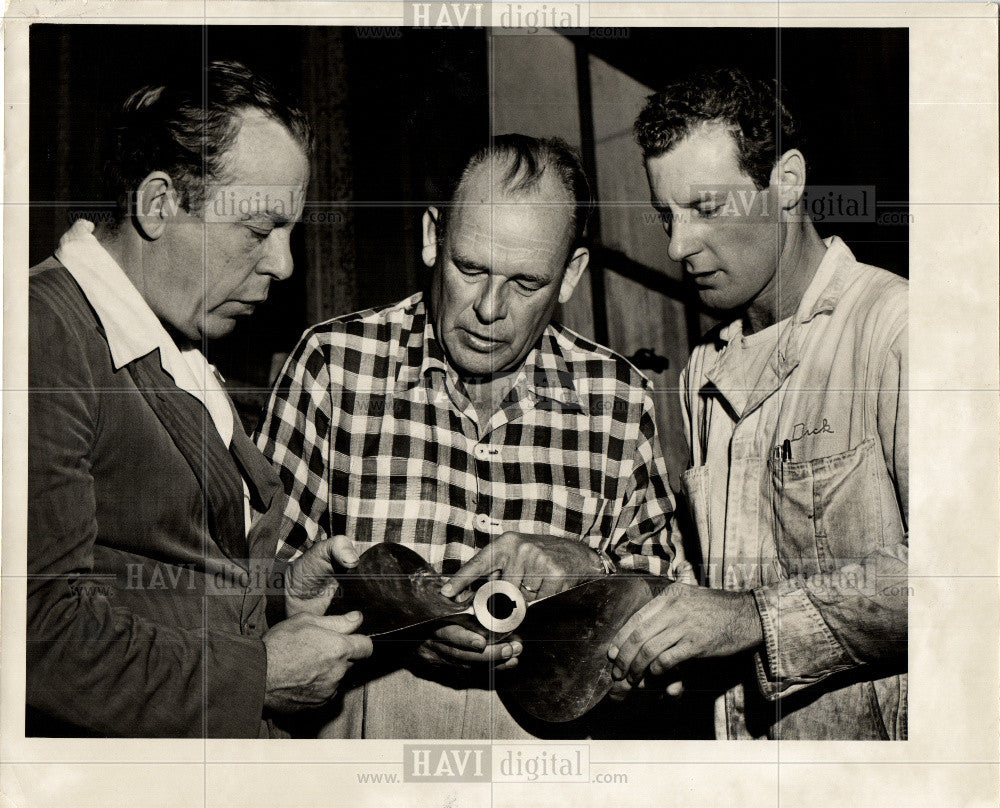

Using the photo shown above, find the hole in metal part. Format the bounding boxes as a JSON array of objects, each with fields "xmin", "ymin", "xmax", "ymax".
[{"xmin": 486, "ymin": 592, "xmax": 515, "ymax": 620}]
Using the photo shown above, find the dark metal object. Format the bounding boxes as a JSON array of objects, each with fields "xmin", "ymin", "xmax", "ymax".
[
  {"xmin": 334, "ymin": 543, "xmax": 667, "ymax": 723},
  {"xmin": 335, "ymin": 542, "xmax": 472, "ymax": 636},
  {"xmin": 626, "ymin": 347, "xmax": 670, "ymax": 374},
  {"xmin": 497, "ymin": 574, "xmax": 656, "ymax": 723}
]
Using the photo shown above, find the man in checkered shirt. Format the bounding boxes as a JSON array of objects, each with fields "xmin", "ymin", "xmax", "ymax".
[{"xmin": 258, "ymin": 134, "xmax": 685, "ymax": 738}]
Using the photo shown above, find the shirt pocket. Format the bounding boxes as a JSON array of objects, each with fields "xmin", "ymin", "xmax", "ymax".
[
  {"xmin": 769, "ymin": 438, "xmax": 885, "ymax": 576},
  {"xmin": 512, "ymin": 484, "xmax": 607, "ymax": 547}
]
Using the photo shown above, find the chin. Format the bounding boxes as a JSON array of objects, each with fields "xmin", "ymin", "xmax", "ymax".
[
  {"xmin": 454, "ymin": 352, "xmax": 506, "ymax": 377},
  {"xmin": 201, "ymin": 319, "xmax": 237, "ymax": 340},
  {"xmin": 698, "ymin": 289, "xmax": 743, "ymax": 314},
  {"xmin": 457, "ymin": 360, "xmax": 499, "ymax": 377}
]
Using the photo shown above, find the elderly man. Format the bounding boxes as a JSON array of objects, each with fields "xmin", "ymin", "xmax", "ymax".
[
  {"xmin": 609, "ymin": 68, "xmax": 907, "ymax": 740},
  {"xmin": 27, "ymin": 61, "xmax": 371, "ymax": 738},
  {"xmin": 258, "ymin": 134, "xmax": 684, "ymax": 738}
]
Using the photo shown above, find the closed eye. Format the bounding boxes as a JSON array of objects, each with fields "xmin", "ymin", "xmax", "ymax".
[
  {"xmin": 514, "ymin": 279, "xmax": 543, "ymax": 293},
  {"xmin": 452, "ymin": 254, "xmax": 490, "ymax": 277},
  {"xmin": 247, "ymin": 226, "xmax": 273, "ymax": 242},
  {"xmin": 651, "ymin": 203, "xmax": 673, "ymax": 233}
]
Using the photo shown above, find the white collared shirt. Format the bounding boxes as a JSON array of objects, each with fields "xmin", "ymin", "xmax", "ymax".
[{"xmin": 56, "ymin": 218, "xmax": 252, "ymax": 533}]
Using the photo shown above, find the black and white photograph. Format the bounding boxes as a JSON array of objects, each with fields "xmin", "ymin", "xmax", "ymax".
[{"xmin": 2, "ymin": 1, "xmax": 997, "ymax": 806}]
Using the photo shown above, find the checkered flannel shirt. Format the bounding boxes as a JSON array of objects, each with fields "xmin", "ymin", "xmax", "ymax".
[{"xmin": 257, "ymin": 292, "xmax": 682, "ymax": 576}]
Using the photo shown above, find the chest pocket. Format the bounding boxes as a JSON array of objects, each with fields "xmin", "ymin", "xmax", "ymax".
[
  {"xmin": 510, "ymin": 485, "xmax": 607, "ymax": 546},
  {"xmin": 769, "ymin": 438, "xmax": 902, "ymax": 576}
]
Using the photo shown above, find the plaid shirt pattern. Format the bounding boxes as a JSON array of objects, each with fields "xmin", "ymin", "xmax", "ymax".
[{"xmin": 257, "ymin": 292, "xmax": 681, "ymax": 576}]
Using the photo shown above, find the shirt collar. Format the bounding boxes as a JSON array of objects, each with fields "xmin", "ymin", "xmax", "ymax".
[
  {"xmin": 523, "ymin": 329, "xmax": 586, "ymax": 411},
  {"xmin": 56, "ymin": 219, "xmax": 168, "ymax": 370},
  {"xmin": 55, "ymin": 219, "xmax": 234, "ymax": 446},
  {"xmin": 394, "ymin": 294, "xmax": 584, "ymax": 411},
  {"xmin": 716, "ymin": 235, "xmax": 854, "ymax": 346}
]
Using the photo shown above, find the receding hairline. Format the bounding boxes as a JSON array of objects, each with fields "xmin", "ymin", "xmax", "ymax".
[
  {"xmin": 436, "ymin": 136, "xmax": 592, "ymax": 259},
  {"xmin": 209, "ymin": 107, "xmax": 310, "ymax": 185},
  {"xmin": 452, "ymin": 155, "xmax": 574, "ymax": 207}
]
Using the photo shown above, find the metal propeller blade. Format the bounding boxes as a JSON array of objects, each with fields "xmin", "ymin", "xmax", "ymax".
[{"xmin": 332, "ymin": 542, "xmax": 668, "ymax": 723}]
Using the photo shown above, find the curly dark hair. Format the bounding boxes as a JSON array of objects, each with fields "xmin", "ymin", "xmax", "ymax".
[
  {"xmin": 104, "ymin": 60, "xmax": 312, "ymax": 223},
  {"xmin": 634, "ymin": 67, "xmax": 803, "ymax": 189}
]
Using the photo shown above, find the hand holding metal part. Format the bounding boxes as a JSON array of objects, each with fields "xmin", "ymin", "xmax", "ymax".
[
  {"xmin": 283, "ymin": 534, "xmax": 362, "ymax": 617},
  {"xmin": 439, "ymin": 531, "xmax": 608, "ymax": 603},
  {"xmin": 333, "ymin": 542, "xmax": 670, "ymax": 722}
]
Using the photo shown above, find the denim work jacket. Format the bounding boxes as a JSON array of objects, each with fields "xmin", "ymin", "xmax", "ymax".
[{"xmin": 679, "ymin": 237, "xmax": 907, "ymax": 740}]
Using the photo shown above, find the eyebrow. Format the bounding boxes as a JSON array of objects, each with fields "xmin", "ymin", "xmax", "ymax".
[
  {"xmin": 451, "ymin": 252, "xmax": 491, "ymax": 274},
  {"xmin": 243, "ymin": 211, "xmax": 296, "ymax": 227},
  {"xmin": 651, "ymin": 193, "xmax": 714, "ymax": 213},
  {"xmin": 452, "ymin": 251, "xmax": 549, "ymax": 286},
  {"xmin": 650, "ymin": 195, "xmax": 673, "ymax": 220}
]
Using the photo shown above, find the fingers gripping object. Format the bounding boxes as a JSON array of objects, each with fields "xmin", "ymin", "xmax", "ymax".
[
  {"xmin": 330, "ymin": 543, "xmax": 528, "ymax": 638},
  {"xmin": 333, "ymin": 543, "xmax": 666, "ymax": 723}
]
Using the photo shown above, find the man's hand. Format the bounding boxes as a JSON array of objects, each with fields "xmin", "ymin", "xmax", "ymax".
[
  {"xmin": 284, "ymin": 535, "xmax": 360, "ymax": 617},
  {"xmin": 262, "ymin": 611, "xmax": 373, "ymax": 713},
  {"xmin": 415, "ymin": 624, "xmax": 522, "ymax": 671},
  {"xmin": 608, "ymin": 583, "xmax": 764, "ymax": 689},
  {"xmin": 439, "ymin": 532, "xmax": 605, "ymax": 602}
]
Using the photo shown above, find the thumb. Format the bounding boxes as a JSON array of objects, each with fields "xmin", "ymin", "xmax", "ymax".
[
  {"xmin": 320, "ymin": 610, "xmax": 364, "ymax": 634},
  {"xmin": 316, "ymin": 534, "xmax": 360, "ymax": 568},
  {"xmin": 329, "ymin": 534, "xmax": 361, "ymax": 567}
]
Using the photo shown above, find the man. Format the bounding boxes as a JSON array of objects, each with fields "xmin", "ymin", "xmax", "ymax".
[
  {"xmin": 609, "ymin": 68, "xmax": 907, "ymax": 740},
  {"xmin": 258, "ymin": 134, "xmax": 684, "ymax": 738},
  {"xmin": 27, "ymin": 61, "xmax": 371, "ymax": 738}
]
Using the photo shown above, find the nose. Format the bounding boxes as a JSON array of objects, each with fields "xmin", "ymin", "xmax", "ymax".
[
  {"xmin": 472, "ymin": 276, "xmax": 506, "ymax": 324},
  {"xmin": 257, "ymin": 229, "xmax": 295, "ymax": 282},
  {"xmin": 666, "ymin": 211, "xmax": 700, "ymax": 264}
]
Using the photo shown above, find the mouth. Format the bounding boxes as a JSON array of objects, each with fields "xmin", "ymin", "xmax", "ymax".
[
  {"xmin": 460, "ymin": 328, "xmax": 507, "ymax": 352},
  {"xmin": 687, "ymin": 268, "xmax": 722, "ymax": 285},
  {"xmin": 216, "ymin": 299, "xmax": 267, "ymax": 318}
]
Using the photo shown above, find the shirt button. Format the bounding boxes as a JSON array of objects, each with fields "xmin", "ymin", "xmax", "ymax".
[
  {"xmin": 474, "ymin": 513, "xmax": 491, "ymax": 532},
  {"xmin": 474, "ymin": 445, "xmax": 489, "ymax": 460}
]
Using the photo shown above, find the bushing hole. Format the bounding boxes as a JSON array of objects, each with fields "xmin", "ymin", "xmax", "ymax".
[{"xmin": 486, "ymin": 592, "xmax": 515, "ymax": 620}]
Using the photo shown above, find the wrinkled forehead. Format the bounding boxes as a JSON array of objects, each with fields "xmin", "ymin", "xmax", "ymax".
[{"xmin": 447, "ymin": 169, "xmax": 574, "ymax": 268}]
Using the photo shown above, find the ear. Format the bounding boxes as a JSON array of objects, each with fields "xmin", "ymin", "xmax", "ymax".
[
  {"xmin": 421, "ymin": 207, "xmax": 440, "ymax": 268},
  {"xmin": 558, "ymin": 246, "xmax": 589, "ymax": 305},
  {"xmin": 134, "ymin": 171, "xmax": 176, "ymax": 241},
  {"xmin": 769, "ymin": 149, "xmax": 807, "ymax": 211}
]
